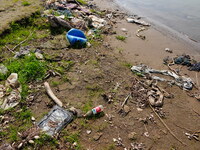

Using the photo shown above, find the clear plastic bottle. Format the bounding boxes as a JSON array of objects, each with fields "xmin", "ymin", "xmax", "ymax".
[{"xmin": 84, "ymin": 105, "xmax": 104, "ymax": 117}]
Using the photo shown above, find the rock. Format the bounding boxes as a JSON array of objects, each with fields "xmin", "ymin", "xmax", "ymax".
[
  {"xmin": 123, "ymin": 105, "xmax": 131, "ymax": 114},
  {"xmin": 121, "ymin": 28, "xmax": 128, "ymax": 32},
  {"xmin": 28, "ymin": 140, "xmax": 34, "ymax": 144},
  {"xmin": 31, "ymin": 116, "xmax": 36, "ymax": 121},
  {"xmin": 6, "ymin": 73, "xmax": 19, "ymax": 88},
  {"xmin": 93, "ymin": 132, "xmax": 103, "ymax": 141},
  {"xmin": 35, "ymin": 52, "xmax": 44, "ymax": 60},
  {"xmin": 86, "ymin": 130, "xmax": 92, "ymax": 134},
  {"xmin": 128, "ymin": 132, "xmax": 137, "ymax": 141},
  {"xmin": 69, "ymin": 107, "xmax": 83, "ymax": 117},
  {"xmin": 34, "ymin": 135, "xmax": 40, "ymax": 139},
  {"xmin": 0, "ymin": 143, "xmax": 14, "ymax": 150},
  {"xmin": 0, "ymin": 64, "xmax": 8, "ymax": 75}
]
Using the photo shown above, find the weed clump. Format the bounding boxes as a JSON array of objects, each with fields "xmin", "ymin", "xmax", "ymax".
[
  {"xmin": 116, "ymin": 35, "xmax": 126, "ymax": 41},
  {"xmin": 6, "ymin": 54, "xmax": 47, "ymax": 84},
  {"xmin": 22, "ymin": 1, "xmax": 31, "ymax": 6}
]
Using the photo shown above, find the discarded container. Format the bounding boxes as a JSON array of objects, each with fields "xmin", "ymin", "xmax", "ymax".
[
  {"xmin": 37, "ymin": 105, "xmax": 74, "ymax": 136},
  {"xmin": 84, "ymin": 105, "xmax": 104, "ymax": 117},
  {"xmin": 66, "ymin": 28, "xmax": 87, "ymax": 47}
]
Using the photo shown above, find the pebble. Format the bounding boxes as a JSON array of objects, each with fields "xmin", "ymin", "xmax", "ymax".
[
  {"xmin": 34, "ymin": 135, "xmax": 40, "ymax": 139},
  {"xmin": 35, "ymin": 52, "xmax": 44, "ymax": 60},
  {"xmin": 86, "ymin": 130, "xmax": 92, "ymax": 134},
  {"xmin": 93, "ymin": 132, "xmax": 103, "ymax": 141},
  {"xmin": 121, "ymin": 28, "xmax": 128, "ymax": 32},
  {"xmin": 123, "ymin": 105, "xmax": 131, "ymax": 113},
  {"xmin": 128, "ymin": 132, "xmax": 137, "ymax": 140},
  {"xmin": 29, "ymin": 140, "xmax": 34, "ymax": 144},
  {"xmin": 31, "ymin": 116, "xmax": 36, "ymax": 121}
]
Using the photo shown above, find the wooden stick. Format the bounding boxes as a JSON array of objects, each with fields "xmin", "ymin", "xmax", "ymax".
[
  {"xmin": 5, "ymin": 45, "xmax": 15, "ymax": 54},
  {"xmin": 150, "ymin": 105, "xmax": 187, "ymax": 145},
  {"xmin": 121, "ymin": 93, "xmax": 131, "ymax": 107},
  {"xmin": 11, "ymin": 32, "xmax": 33, "ymax": 51},
  {"xmin": 44, "ymin": 82, "xmax": 63, "ymax": 107}
]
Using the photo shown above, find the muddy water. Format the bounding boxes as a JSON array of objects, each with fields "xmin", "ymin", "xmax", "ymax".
[{"xmin": 115, "ymin": 0, "xmax": 200, "ymax": 43}]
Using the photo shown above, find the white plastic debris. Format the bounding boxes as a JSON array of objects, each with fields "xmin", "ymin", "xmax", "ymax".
[
  {"xmin": 89, "ymin": 15, "xmax": 107, "ymax": 29},
  {"xmin": 131, "ymin": 64, "xmax": 193, "ymax": 90},
  {"xmin": 127, "ymin": 18, "xmax": 150, "ymax": 26}
]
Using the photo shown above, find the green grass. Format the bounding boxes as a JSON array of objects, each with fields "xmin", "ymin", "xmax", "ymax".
[
  {"xmin": 86, "ymin": 84, "xmax": 104, "ymax": 98},
  {"xmin": 1, "ymin": 54, "xmax": 47, "ymax": 99},
  {"xmin": 51, "ymin": 80, "xmax": 61, "ymax": 87},
  {"xmin": 22, "ymin": 1, "xmax": 31, "ymax": 6},
  {"xmin": 77, "ymin": 0, "xmax": 87, "ymax": 5},
  {"xmin": 116, "ymin": 35, "xmax": 126, "ymax": 41},
  {"xmin": 35, "ymin": 133, "xmax": 59, "ymax": 148}
]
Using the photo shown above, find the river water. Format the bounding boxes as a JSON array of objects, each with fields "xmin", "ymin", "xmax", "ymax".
[{"xmin": 115, "ymin": 0, "xmax": 200, "ymax": 43}]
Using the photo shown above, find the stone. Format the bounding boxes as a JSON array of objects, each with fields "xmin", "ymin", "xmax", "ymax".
[
  {"xmin": 0, "ymin": 64, "xmax": 8, "ymax": 75},
  {"xmin": 31, "ymin": 116, "xmax": 36, "ymax": 121},
  {"xmin": 86, "ymin": 130, "xmax": 92, "ymax": 134},
  {"xmin": 35, "ymin": 52, "xmax": 44, "ymax": 60},
  {"xmin": 28, "ymin": 140, "xmax": 34, "ymax": 144},
  {"xmin": 128, "ymin": 132, "xmax": 137, "ymax": 141},
  {"xmin": 93, "ymin": 132, "xmax": 103, "ymax": 141},
  {"xmin": 34, "ymin": 135, "xmax": 40, "ymax": 139},
  {"xmin": 6, "ymin": 73, "xmax": 19, "ymax": 88},
  {"xmin": 123, "ymin": 105, "xmax": 131, "ymax": 114}
]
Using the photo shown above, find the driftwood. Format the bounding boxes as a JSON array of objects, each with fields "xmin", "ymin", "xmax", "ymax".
[
  {"xmin": 44, "ymin": 82, "xmax": 63, "ymax": 107},
  {"xmin": 47, "ymin": 15, "xmax": 72, "ymax": 30}
]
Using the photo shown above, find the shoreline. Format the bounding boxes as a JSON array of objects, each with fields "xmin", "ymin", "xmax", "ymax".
[{"xmin": 113, "ymin": 0, "xmax": 200, "ymax": 50}]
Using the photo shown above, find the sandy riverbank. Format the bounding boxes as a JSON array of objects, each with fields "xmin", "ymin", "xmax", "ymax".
[{"xmin": 91, "ymin": 0, "xmax": 200, "ymax": 149}]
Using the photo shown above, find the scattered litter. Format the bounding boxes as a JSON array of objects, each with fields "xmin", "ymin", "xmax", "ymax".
[
  {"xmin": 147, "ymin": 86, "xmax": 164, "ymax": 107},
  {"xmin": 89, "ymin": 15, "xmax": 107, "ymax": 29},
  {"xmin": 37, "ymin": 105, "xmax": 74, "ymax": 136},
  {"xmin": 189, "ymin": 62, "xmax": 200, "ymax": 71},
  {"xmin": 174, "ymin": 55, "xmax": 191, "ymax": 66},
  {"xmin": 136, "ymin": 27, "xmax": 147, "ymax": 40},
  {"xmin": 130, "ymin": 142, "xmax": 145, "ymax": 150},
  {"xmin": 14, "ymin": 46, "xmax": 30, "ymax": 58},
  {"xmin": 165, "ymin": 48, "xmax": 173, "ymax": 53},
  {"xmin": 1, "ymin": 73, "xmax": 21, "ymax": 110},
  {"xmin": 113, "ymin": 137, "xmax": 125, "ymax": 147},
  {"xmin": 44, "ymin": 82, "xmax": 63, "ymax": 107},
  {"xmin": 127, "ymin": 18, "xmax": 150, "ymax": 26},
  {"xmin": 101, "ymin": 93, "xmax": 113, "ymax": 103},
  {"xmin": 185, "ymin": 132, "xmax": 199, "ymax": 141},
  {"xmin": 131, "ymin": 64, "xmax": 193, "ymax": 90},
  {"xmin": 66, "ymin": 28, "xmax": 87, "ymax": 47},
  {"xmin": 84, "ymin": 105, "xmax": 104, "ymax": 117},
  {"xmin": 0, "ymin": 143, "xmax": 14, "ymax": 150}
]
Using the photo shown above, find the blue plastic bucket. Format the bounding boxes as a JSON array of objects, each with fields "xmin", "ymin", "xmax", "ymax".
[{"xmin": 66, "ymin": 28, "xmax": 87, "ymax": 47}]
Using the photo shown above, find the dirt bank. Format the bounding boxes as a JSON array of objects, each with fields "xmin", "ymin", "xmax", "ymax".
[{"xmin": 0, "ymin": 0, "xmax": 42, "ymax": 34}]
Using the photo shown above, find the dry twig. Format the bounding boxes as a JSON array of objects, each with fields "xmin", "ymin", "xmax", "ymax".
[{"xmin": 150, "ymin": 105, "xmax": 187, "ymax": 145}]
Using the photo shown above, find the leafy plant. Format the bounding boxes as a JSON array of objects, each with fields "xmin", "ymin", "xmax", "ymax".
[{"xmin": 22, "ymin": 1, "xmax": 31, "ymax": 6}]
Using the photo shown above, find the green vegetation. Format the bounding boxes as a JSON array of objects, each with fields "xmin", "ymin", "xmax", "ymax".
[
  {"xmin": 116, "ymin": 35, "xmax": 126, "ymax": 41},
  {"xmin": 35, "ymin": 133, "xmax": 59, "ymax": 148},
  {"xmin": 22, "ymin": 1, "xmax": 31, "ymax": 6},
  {"xmin": 77, "ymin": 0, "xmax": 87, "ymax": 5},
  {"xmin": 63, "ymin": 131, "xmax": 82, "ymax": 149},
  {"xmin": 51, "ymin": 80, "xmax": 61, "ymax": 87},
  {"xmin": 86, "ymin": 84, "xmax": 104, "ymax": 97},
  {"xmin": 82, "ymin": 100, "xmax": 93, "ymax": 112}
]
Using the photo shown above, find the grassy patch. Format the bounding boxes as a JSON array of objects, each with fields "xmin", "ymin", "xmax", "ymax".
[
  {"xmin": 77, "ymin": 0, "xmax": 87, "ymax": 5},
  {"xmin": 86, "ymin": 84, "xmax": 104, "ymax": 97},
  {"xmin": 22, "ymin": 1, "xmax": 31, "ymax": 6},
  {"xmin": 116, "ymin": 35, "xmax": 126, "ymax": 41},
  {"xmin": 1, "ymin": 54, "xmax": 47, "ymax": 99},
  {"xmin": 51, "ymin": 80, "xmax": 61, "ymax": 87},
  {"xmin": 82, "ymin": 100, "xmax": 93, "ymax": 112},
  {"xmin": 35, "ymin": 133, "xmax": 59, "ymax": 148}
]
